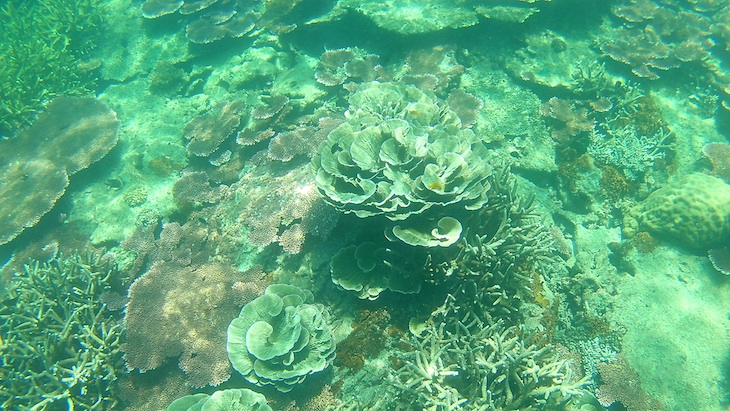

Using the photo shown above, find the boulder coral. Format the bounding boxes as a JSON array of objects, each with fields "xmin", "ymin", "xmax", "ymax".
[
  {"xmin": 227, "ymin": 284, "xmax": 336, "ymax": 392},
  {"xmin": 623, "ymin": 173, "xmax": 730, "ymax": 250}
]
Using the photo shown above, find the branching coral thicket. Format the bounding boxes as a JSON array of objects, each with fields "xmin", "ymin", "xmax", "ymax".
[
  {"xmin": 391, "ymin": 296, "xmax": 590, "ymax": 410},
  {"xmin": 0, "ymin": 252, "xmax": 125, "ymax": 409},
  {"xmin": 0, "ymin": 0, "xmax": 102, "ymax": 136}
]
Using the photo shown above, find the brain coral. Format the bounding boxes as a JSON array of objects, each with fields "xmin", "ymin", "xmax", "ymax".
[
  {"xmin": 623, "ymin": 173, "xmax": 730, "ymax": 250},
  {"xmin": 227, "ymin": 284, "xmax": 335, "ymax": 392},
  {"xmin": 312, "ymin": 81, "xmax": 492, "ymax": 221}
]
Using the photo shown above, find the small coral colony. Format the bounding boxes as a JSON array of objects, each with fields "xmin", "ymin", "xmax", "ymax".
[{"xmin": 1, "ymin": 0, "xmax": 729, "ymax": 410}]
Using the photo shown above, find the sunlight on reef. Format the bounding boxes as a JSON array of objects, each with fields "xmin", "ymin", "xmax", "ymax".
[{"xmin": 2, "ymin": 0, "xmax": 730, "ymax": 410}]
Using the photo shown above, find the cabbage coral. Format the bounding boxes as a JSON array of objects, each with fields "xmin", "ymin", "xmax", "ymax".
[
  {"xmin": 312, "ymin": 81, "xmax": 492, "ymax": 222},
  {"xmin": 227, "ymin": 284, "xmax": 336, "ymax": 392}
]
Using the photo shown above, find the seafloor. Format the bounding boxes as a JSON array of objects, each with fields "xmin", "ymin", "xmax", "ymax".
[{"xmin": 1, "ymin": 0, "xmax": 730, "ymax": 410}]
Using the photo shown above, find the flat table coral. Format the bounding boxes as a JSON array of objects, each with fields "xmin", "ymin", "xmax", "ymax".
[
  {"xmin": 623, "ymin": 173, "xmax": 730, "ymax": 250},
  {"xmin": 0, "ymin": 96, "xmax": 119, "ymax": 245}
]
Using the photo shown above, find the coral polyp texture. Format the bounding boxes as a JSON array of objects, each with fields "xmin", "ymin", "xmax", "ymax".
[
  {"xmin": 312, "ymin": 81, "xmax": 493, "ymax": 222},
  {"xmin": 123, "ymin": 261, "xmax": 263, "ymax": 387},
  {"xmin": 623, "ymin": 173, "xmax": 730, "ymax": 250},
  {"xmin": 227, "ymin": 284, "xmax": 336, "ymax": 392},
  {"xmin": 0, "ymin": 96, "xmax": 119, "ymax": 245}
]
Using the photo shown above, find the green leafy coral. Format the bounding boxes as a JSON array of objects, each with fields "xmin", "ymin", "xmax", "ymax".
[
  {"xmin": 226, "ymin": 284, "xmax": 336, "ymax": 392},
  {"xmin": 0, "ymin": 0, "xmax": 102, "ymax": 137},
  {"xmin": 312, "ymin": 81, "xmax": 493, "ymax": 222},
  {"xmin": 0, "ymin": 252, "xmax": 125, "ymax": 409},
  {"xmin": 165, "ymin": 389, "xmax": 272, "ymax": 411}
]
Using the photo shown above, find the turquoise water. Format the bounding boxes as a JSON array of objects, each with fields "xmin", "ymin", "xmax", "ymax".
[{"xmin": 2, "ymin": 0, "xmax": 730, "ymax": 410}]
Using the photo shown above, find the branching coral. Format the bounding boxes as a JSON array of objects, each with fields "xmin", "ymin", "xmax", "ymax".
[
  {"xmin": 0, "ymin": 252, "xmax": 125, "ymax": 409},
  {"xmin": 391, "ymin": 296, "xmax": 591, "ymax": 410},
  {"xmin": 0, "ymin": 0, "xmax": 102, "ymax": 136}
]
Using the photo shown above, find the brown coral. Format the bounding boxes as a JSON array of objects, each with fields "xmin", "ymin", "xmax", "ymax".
[
  {"xmin": 123, "ymin": 261, "xmax": 265, "ymax": 387},
  {"xmin": 0, "ymin": 96, "xmax": 119, "ymax": 245}
]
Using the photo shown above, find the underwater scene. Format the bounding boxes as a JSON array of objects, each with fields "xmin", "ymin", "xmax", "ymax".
[{"xmin": 2, "ymin": 0, "xmax": 730, "ymax": 410}]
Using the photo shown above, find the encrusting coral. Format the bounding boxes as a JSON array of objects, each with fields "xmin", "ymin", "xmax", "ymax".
[
  {"xmin": 123, "ymin": 261, "xmax": 265, "ymax": 387},
  {"xmin": 226, "ymin": 284, "xmax": 336, "ymax": 392},
  {"xmin": 0, "ymin": 252, "xmax": 125, "ymax": 409},
  {"xmin": 0, "ymin": 96, "xmax": 119, "ymax": 245}
]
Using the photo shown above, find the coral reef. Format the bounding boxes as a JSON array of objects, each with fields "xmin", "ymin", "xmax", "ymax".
[
  {"xmin": 0, "ymin": 96, "xmax": 119, "ymax": 245},
  {"xmin": 141, "ymin": 0, "xmax": 301, "ymax": 44},
  {"xmin": 702, "ymin": 142, "xmax": 730, "ymax": 184},
  {"xmin": 227, "ymin": 284, "xmax": 336, "ymax": 392},
  {"xmin": 165, "ymin": 388, "xmax": 272, "ymax": 411},
  {"xmin": 123, "ymin": 261, "xmax": 265, "ymax": 387},
  {"xmin": 0, "ymin": 252, "xmax": 125, "ymax": 409},
  {"xmin": 312, "ymin": 0, "xmax": 553, "ymax": 34},
  {"xmin": 623, "ymin": 173, "xmax": 730, "ymax": 250},
  {"xmin": 0, "ymin": 0, "xmax": 102, "ymax": 136}
]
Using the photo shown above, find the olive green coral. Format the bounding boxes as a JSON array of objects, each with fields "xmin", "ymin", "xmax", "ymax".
[
  {"xmin": 312, "ymin": 81, "xmax": 493, "ymax": 222},
  {"xmin": 0, "ymin": 0, "xmax": 102, "ymax": 137},
  {"xmin": 226, "ymin": 284, "xmax": 336, "ymax": 392}
]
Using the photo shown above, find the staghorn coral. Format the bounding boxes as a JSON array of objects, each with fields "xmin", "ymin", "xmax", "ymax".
[
  {"xmin": 391, "ymin": 296, "xmax": 590, "ymax": 410},
  {"xmin": 0, "ymin": 0, "xmax": 102, "ymax": 136},
  {"xmin": 623, "ymin": 173, "xmax": 730, "ymax": 250},
  {"xmin": 123, "ymin": 261, "xmax": 266, "ymax": 387},
  {"xmin": 0, "ymin": 96, "xmax": 119, "ymax": 245},
  {"xmin": 0, "ymin": 252, "xmax": 125, "ymax": 409},
  {"xmin": 227, "ymin": 284, "xmax": 336, "ymax": 392}
]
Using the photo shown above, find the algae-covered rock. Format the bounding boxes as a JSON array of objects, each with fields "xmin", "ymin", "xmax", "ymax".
[
  {"xmin": 227, "ymin": 284, "xmax": 336, "ymax": 392},
  {"xmin": 623, "ymin": 173, "xmax": 730, "ymax": 250}
]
